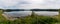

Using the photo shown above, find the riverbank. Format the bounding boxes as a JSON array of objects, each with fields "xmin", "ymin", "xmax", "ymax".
[
  {"xmin": 0, "ymin": 9, "xmax": 59, "ymax": 24},
  {"xmin": 0, "ymin": 13, "xmax": 60, "ymax": 24}
]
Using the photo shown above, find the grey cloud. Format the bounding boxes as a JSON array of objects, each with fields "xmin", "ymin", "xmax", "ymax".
[{"xmin": 0, "ymin": 0, "xmax": 59, "ymax": 9}]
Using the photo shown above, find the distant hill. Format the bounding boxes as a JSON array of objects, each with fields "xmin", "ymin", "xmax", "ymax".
[
  {"xmin": 31, "ymin": 9, "xmax": 58, "ymax": 11},
  {"xmin": 3, "ymin": 9, "xmax": 58, "ymax": 12}
]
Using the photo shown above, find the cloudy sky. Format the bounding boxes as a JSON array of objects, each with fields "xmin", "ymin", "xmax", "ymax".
[{"xmin": 0, "ymin": 0, "xmax": 60, "ymax": 9}]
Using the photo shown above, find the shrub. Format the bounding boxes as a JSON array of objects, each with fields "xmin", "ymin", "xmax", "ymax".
[
  {"xmin": 12, "ymin": 16, "xmax": 58, "ymax": 24},
  {"xmin": 37, "ymin": 16, "xmax": 58, "ymax": 24}
]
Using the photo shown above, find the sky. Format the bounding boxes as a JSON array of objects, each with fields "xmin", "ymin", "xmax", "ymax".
[{"xmin": 0, "ymin": 0, "xmax": 60, "ymax": 9}]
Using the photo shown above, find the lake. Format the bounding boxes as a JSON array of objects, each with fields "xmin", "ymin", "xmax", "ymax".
[{"xmin": 3, "ymin": 11, "xmax": 59, "ymax": 17}]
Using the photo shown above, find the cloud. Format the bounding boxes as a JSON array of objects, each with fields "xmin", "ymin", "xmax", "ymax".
[
  {"xmin": 0, "ymin": 0, "xmax": 59, "ymax": 9},
  {"xmin": 0, "ymin": 0, "xmax": 20, "ymax": 6}
]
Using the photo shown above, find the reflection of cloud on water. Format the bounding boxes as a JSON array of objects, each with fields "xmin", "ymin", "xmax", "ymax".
[
  {"xmin": 4, "ymin": 11, "xmax": 32, "ymax": 17},
  {"xmin": 3, "ymin": 11, "xmax": 58, "ymax": 17},
  {"xmin": 35, "ymin": 11, "xmax": 58, "ymax": 16}
]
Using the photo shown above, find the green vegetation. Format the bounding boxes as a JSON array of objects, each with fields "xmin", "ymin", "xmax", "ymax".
[
  {"xmin": 0, "ymin": 15, "xmax": 58, "ymax": 24},
  {"xmin": 0, "ymin": 9, "xmax": 59, "ymax": 24},
  {"xmin": 0, "ymin": 9, "xmax": 6, "ymax": 20}
]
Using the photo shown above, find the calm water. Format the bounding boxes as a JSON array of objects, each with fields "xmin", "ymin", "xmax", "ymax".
[{"xmin": 3, "ymin": 11, "xmax": 59, "ymax": 17}]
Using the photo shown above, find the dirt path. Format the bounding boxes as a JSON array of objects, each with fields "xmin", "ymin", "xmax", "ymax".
[
  {"xmin": 2, "ymin": 13, "xmax": 17, "ymax": 21},
  {"xmin": 2, "ymin": 14, "xmax": 9, "ymax": 19}
]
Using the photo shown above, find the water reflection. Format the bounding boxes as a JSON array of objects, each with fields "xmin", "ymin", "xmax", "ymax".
[{"xmin": 3, "ymin": 11, "xmax": 59, "ymax": 17}]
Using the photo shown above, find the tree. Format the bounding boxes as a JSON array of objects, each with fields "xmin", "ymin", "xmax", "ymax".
[
  {"xmin": 58, "ymin": 9, "xmax": 60, "ymax": 16},
  {"xmin": 31, "ymin": 11, "xmax": 35, "ymax": 17},
  {"xmin": 59, "ymin": 9, "xmax": 60, "ymax": 15}
]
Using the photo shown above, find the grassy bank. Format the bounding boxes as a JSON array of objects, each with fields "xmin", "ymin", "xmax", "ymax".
[
  {"xmin": 0, "ymin": 15, "xmax": 58, "ymax": 24},
  {"xmin": 0, "ymin": 10, "xmax": 59, "ymax": 24}
]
